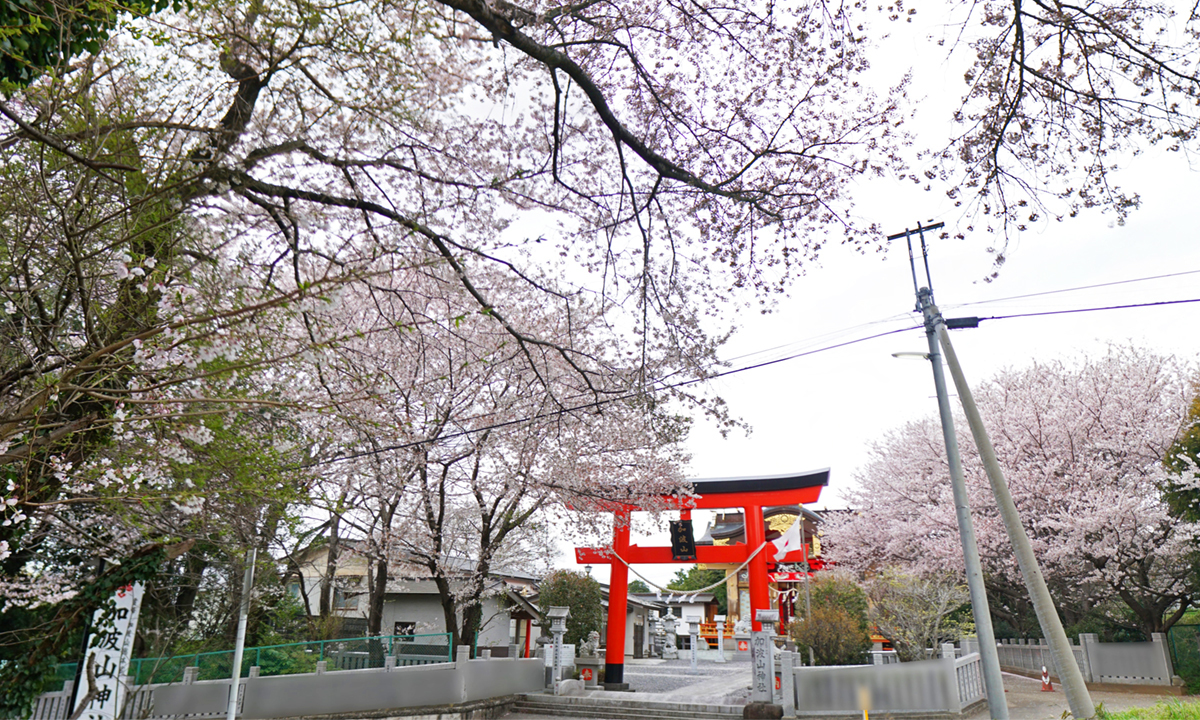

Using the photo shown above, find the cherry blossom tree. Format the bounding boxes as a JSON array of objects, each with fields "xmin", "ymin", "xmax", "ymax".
[
  {"xmin": 299, "ymin": 262, "xmax": 690, "ymax": 647},
  {"xmin": 0, "ymin": 0, "xmax": 888, "ymax": 613},
  {"xmin": 929, "ymin": 0, "xmax": 1200, "ymax": 246},
  {"xmin": 825, "ymin": 347, "xmax": 1200, "ymax": 638},
  {"xmin": 1, "ymin": 0, "xmax": 1198, "ymax": 708}
]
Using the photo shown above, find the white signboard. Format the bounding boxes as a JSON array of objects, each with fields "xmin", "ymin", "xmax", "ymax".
[
  {"xmin": 542, "ymin": 644, "xmax": 575, "ymax": 667},
  {"xmin": 74, "ymin": 582, "xmax": 145, "ymax": 720}
]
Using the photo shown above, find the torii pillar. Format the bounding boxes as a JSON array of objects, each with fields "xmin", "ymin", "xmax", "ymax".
[
  {"xmin": 577, "ymin": 469, "xmax": 829, "ymax": 690},
  {"xmin": 605, "ymin": 507, "xmax": 632, "ymax": 686}
]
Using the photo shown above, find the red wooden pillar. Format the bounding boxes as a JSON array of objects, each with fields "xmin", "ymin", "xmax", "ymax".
[
  {"xmin": 604, "ymin": 509, "xmax": 630, "ymax": 687},
  {"xmin": 744, "ymin": 504, "xmax": 769, "ymax": 631},
  {"xmin": 524, "ymin": 618, "xmax": 533, "ymax": 658}
]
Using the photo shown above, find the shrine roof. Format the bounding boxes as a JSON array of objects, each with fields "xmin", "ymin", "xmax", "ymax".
[
  {"xmin": 689, "ymin": 469, "xmax": 829, "ymax": 495},
  {"xmin": 672, "ymin": 469, "xmax": 829, "ymax": 509}
]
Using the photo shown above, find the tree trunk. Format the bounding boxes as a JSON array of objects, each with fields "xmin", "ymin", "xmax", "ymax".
[
  {"xmin": 173, "ymin": 550, "xmax": 208, "ymax": 625},
  {"xmin": 433, "ymin": 572, "xmax": 461, "ymax": 649},
  {"xmin": 460, "ymin": 588, "xmax": 483, "ymax": 654},
  {"xmin": 367, "ymin": 556, "xmax": 388, "ymax": 637},
  {"xmin": 367, "ymin": 557, "xmax": 389, "ymax": 666},
  {"xmin": 320, "ymin": 513, "xmax": 341, "ymax": 619}
]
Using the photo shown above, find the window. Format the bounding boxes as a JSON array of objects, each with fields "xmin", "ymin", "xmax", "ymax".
[
  {"xmin": 394, "ymin": 622, "xmax": 416, "ymax": 638},
  {"xmin": 333, "ymin": 588, "xmax": 357, "ymax": 610}
]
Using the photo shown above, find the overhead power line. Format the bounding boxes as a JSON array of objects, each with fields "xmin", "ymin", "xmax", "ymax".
[
  {"xmin": 948, "ymin": 268, "xmax": 1200, "ymax": 309},
  {"xmin": 978, "ymin": 296, "xmax": 1200, "ymax": 320},
  {"xmin": 315, "ymin": 292, "xmax": 1200, "ymax": 468}
]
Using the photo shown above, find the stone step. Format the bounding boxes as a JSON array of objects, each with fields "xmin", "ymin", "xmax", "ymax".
[
  {"xmin": 513, "ymin": 695, "xmax": 741, "ymax": 720},
  {"xmin": 511, "ymin": 704, "xmax": 736, "ymax": 720}
]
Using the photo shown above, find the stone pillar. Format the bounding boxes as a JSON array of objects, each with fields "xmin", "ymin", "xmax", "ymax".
[
  {"xmin": 961, "ymin": 635, "xmax": 979, "ymax": 656},
  {"xmin": 576, "ymin": 655, "xmax": 603, "ymax": 688},
  {"xmin": 780, "ymin": 650, "xmax": 796, "ymax": 718},
  {"xmin": 735, "ymin": 633, "xmax": 751, "ymax": 657},
  {"xmin": 315, "ymin": 660, "xmax": 327, "ymax": 674},
  {"xmin": 749, "ymin": 609, "xmax": 780, "ymax": 710},
  {"xmin": 687, "ymin": 616, "xmax": 701, "ymax": 674},
  {"xmin": 1078, "ymin": 633, "xmax": 1098, "ymax": 683},
  {"xmin": 716, "ymin": 616, "xmax": 727, "ymax": 663},
  {"xmin": 1151, "ymin": 633, "xmax": 1174, "ymax": 681},
  {"xmin": 941, "ymin": 643, "xmax": 956, "ymax": 660},
  {"xmin": 183, "ymin": 666, "xmax": 199, "ymax": 684}
]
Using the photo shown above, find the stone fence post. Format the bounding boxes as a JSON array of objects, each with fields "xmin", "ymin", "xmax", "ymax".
[
  {"xmin": 780, "ymin": 650, "xmax": 796, "ymax": 718},
  {"xmin": 1151, "ymin": 633, "xmax": 1174, "ymax": 680},
  {"xmin": 1078, "ymin": 633, "xmax": 1098, "ymax": 683}
]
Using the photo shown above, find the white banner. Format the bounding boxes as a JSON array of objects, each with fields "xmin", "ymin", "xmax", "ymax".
[{"xmin": 74, "ymin": 582, "xmax": 145, "ymax": 720}]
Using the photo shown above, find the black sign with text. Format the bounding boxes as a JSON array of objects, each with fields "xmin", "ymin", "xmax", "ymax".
[{"xmin": 670, "ymin": 519, "xmax": 697, "ymax": 561}]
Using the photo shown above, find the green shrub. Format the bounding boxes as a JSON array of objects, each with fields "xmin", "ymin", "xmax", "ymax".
[
  {"xmin": 788, "ymin": 605, "xmax": 871, "ymax": 666},
  {"xmin": 538, "ymin": 570, "xmax": 603, "ymax": 648}
]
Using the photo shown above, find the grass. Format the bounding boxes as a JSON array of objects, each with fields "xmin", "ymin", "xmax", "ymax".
[{"xmin": 1096, "ymin": 700, "xmax": 1200, "ymax": 719}]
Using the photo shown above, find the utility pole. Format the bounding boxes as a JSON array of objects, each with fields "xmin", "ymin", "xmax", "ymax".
[
  {"xmin": 888, "ymin": 222, "xmax": 1008, "ymax": 720},
  {"xmin": 936, "ymin": 324, "xmax": 1096, "ymax": 720},
  {"xmin": 227, "ymin": 546, "xmax": 257, "ymax": 720},
  {"xmin": 889, "ymin": 221, "xmax": 1096, "ymax": 720}
]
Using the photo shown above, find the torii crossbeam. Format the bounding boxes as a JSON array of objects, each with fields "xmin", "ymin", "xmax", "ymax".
[{"xmin": 575, "ymin": 469, "xmax": 829, "ymax": 688}]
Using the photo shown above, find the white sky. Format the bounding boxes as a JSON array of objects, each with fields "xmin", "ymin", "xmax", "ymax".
[{"xmin": 554, "ymin": 8, "xmax": 1200, "ymax": 586}]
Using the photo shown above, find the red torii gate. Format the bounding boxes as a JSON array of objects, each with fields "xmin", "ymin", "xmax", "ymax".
[{"xmin": 575, "ymin": 469, "xmax": 829, "ymax": 688}]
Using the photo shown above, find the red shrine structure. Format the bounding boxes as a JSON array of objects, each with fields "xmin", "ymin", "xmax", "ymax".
[{"xmin": 575, "ymin": 469, "xmax": 829, "ymax": 688}]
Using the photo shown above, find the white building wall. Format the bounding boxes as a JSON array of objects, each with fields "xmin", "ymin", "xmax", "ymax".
[
  {"xmin": 382, "ymin": 594, "xmax": 448, "ymax": 637},
  {"xmin": 476, "ymin": 596, "xmax": 514, "ymax": 648}
]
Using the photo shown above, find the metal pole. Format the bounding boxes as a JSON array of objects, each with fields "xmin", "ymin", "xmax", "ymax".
[
  {"xmin": 801, "ymin": 539, "xmax": 811, "ymax": 619},
  {"xmin": 935, "ymin": 320, "xmax": 1096, "ymax": 720},
  {"xmin": 918, "ymin": 288, "xmax": 1010, "ymax": 720},
  {"xmin": 227, "ymin": 547, "xmax": 257, "ymax": 720}
]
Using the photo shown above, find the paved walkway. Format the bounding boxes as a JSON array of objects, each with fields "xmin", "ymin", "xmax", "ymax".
[
  {"xmin": 995, "ymin": 671, "xmax": 1194, "ymax": 719},
  {"xmin": 504, "ymin": 656, "xmax": 1197, "ymax": 720},
  {"xmin": 619, "ymin": 656, "xmax": 753, "ymax": 704}
]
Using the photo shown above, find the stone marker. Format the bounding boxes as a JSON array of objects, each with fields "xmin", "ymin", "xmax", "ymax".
[
  {"xmin": 686, "ymin": 615, "xmax": 701, "ymax": 674},
  {"xmin": 745, "ymin": 609, "xmax": 782, "ymax": 720}
]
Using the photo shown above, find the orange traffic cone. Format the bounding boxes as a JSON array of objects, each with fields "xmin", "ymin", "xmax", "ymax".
[{"xmin": 1041, "ymin": 666, "xmax": 1054, "ymax": 692}]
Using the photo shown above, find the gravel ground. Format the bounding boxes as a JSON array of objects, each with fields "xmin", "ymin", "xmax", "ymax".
[{"xmin": 622, "ymin": 656, "xmax": 752, "ymax": 698}]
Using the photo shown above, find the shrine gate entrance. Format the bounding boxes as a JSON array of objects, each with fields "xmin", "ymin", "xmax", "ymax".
[{"xmin": 575, "ymin": 469, "xmax": 829, "ymax": 687}]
